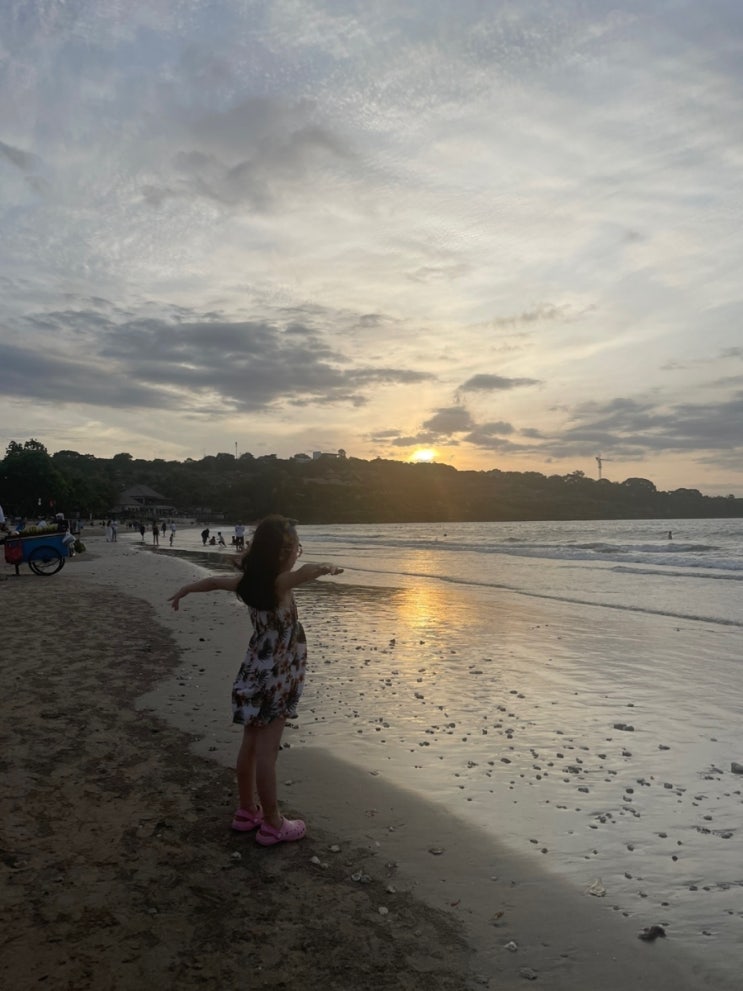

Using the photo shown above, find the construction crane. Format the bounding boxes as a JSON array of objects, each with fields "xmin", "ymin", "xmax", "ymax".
[{"xmin": 595, "ymin": 455, "xmax": 612, "ymax": 480}]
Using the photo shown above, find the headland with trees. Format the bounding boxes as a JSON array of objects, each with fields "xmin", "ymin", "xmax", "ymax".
[{"xmin": 2, "ymin": 439, "xmax": 741, "ymax": 523}]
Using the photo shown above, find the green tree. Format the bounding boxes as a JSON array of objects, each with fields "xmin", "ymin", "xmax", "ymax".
[{"xmin": 1, "ymin": 442, "xmax": 69, "ymax": 516}]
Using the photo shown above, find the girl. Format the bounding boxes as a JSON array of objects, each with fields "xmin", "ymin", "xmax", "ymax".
[{"xmin": 168, "ymin": 515, "xmax": 343, "ymax": 846}]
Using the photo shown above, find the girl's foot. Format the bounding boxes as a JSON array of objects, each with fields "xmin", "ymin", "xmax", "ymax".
[
  {"xmin": 255, "ymin": 817, "xmax": 306, "ymax": 846},
  {"xmin": 231, "ymin": 807, "xmax": 263, "ymax": 831}
]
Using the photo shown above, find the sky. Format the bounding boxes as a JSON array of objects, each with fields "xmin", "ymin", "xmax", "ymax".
[{"xmin": 2, "ymin": 1, "xmax": 743, "ymax": 495}]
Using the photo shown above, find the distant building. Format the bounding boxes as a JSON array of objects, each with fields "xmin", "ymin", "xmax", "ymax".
[
  {"xmin": 312, "ymin": 451, "xmax": 339, "ymax": 460},
  {"xmin": 292, "ymin": 453, "xmax": 312, "ymax": 463},
  {"xmin": 113, "ymin": 485, "xmax": 176, "ymax": 517}
]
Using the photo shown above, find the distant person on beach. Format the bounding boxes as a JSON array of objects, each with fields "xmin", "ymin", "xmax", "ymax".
[
  {"xmin": 161, "ymin": 521, "xmax": 167, "ymax": 535},
  {"xmin": 139, "ymin": 523, "xmax": 146, "ymax": 542},
  {"xmin": 201, "ymin": 527, "xmax": 210, "ymax": 545},
  {"xmin": 110, "ymin": 520, "xmax": 117, "ymax": 542},
  {"xmin": 235, "ymin": 522, "xmax": 246, "ymax": 550},
  {"xmin": 54, "ymin": 513, "xmax": 76, "ymax": 557},
  {"xmin": 169, "ymin": 523, "xmax": 176, "ymax": 546},
  {"xmin": 668, "ymin": 530, "xmax": 673, "ymax": 540},
  {"xmin": 209, "ymin": 535, "xmax": 216, "ymax": 545},
  {"xmin": 217, "ymin": 531, "xmax": 226, "ymax": 546},
  {"xmin": 105, "ymin": 520, "xmax": 113, "ymax": 542},
  {"xmin": 152, "ymin": 522, "xmax": 159, "ymax": 546},
  {"xmin": 168, "ymin": 515, "xmax": 343, "ymax": 846}
]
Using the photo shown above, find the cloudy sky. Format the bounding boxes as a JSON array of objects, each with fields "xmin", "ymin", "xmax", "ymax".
[{"xmin": 2, "ymin": 1, "xmax": 742, "ymax": 494}]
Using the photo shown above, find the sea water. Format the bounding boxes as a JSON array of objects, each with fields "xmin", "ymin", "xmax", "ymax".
[
  {"xmin": 300, "ymin": 517, "xmax": 743, "ymax": 625},
  {"xmin": 143, "ymin": 519, "xmax": 743, "ymax": 961},
  {"xmin": 167, "ymin": 517, "xmax": 743, "ymax": 625}
]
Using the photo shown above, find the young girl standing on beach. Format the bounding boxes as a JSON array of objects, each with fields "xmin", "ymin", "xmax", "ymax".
[{"xmin": 168, "ymin": 515, "xmax": 343, "ymax": 846}]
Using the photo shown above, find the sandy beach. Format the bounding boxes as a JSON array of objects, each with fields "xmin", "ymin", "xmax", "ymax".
[{"xmin": 1, "ymin": 536, "xmax": 738, "ymax": 989}]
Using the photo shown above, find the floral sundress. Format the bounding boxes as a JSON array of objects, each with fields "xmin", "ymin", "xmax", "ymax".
[{"xmin": 231, "ymin": 594, "xmax": 308, "ymax": 726}]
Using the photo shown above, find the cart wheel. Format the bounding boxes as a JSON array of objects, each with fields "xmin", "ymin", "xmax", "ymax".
[{"xmin": 28, "ymin": 545, "xmax": 65, "ymax": 576}]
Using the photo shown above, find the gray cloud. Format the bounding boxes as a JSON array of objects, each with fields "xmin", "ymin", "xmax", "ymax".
[
  {"xmin": 143, "ymin": 98, "xmax": 354, "ymax": 211},
  {"xmin": 0, "ymin": 344, "xmax": 178, "ymax": 410},
  {"xmin": 491, "ymin": 304, "xmax": 570, "ymax": 329},
  {"xmin": 421, "ymin": 407, "xmax": 475, "ymax": 435},
  {"xmin": 353, "ymin": 368, "xmax": 434, "ymax": 385},
  {"xmin": 0, "ymin": 139, "xmax": 48, "ymax": 194},
  {"xmin": 383, "ymin": 389, "xmax": 743, "ymax": 470},
  {"xmin": 3, "ymin": 313, "xmax": 433, "ymax": 415},
  {"xmin": 458, "ymin": 373, "xmax": 541, "ymax": 392},
  {"xmin": 463, "ymin": 421, "xmax": 515, "ymax": 444},
  {"xmin": 542, "ymin": 393, "xmax": 743, "ymax": 460},
  {"xmin": 369, "ymin": 429, "xmax": 404, "ymax": 440},
  {"xmin": 389, "ymin": 434, "xmax": 437, "ymax": 448},
  {"xmin": 0, "ymin": 140, "xmax": 40, "ymax": 172}
]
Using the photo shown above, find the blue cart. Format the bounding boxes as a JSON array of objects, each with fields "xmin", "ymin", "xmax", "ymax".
[{"xmin": 3, "ymin": 531, "xmax": 70, "ymax": 576}]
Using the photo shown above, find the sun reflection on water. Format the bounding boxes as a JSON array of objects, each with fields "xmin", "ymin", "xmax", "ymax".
[{"xmin": 394, "ymin": 583, "xmax": 445, "ymax": 635}]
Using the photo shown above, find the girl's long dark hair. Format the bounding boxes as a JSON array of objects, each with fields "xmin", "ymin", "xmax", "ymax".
[{"xmin": 236, "ymin": 515, "xmax": 297, "ymax": 610}]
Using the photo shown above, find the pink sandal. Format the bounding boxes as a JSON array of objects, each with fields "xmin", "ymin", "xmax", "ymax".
[
  {"xmin": 231, "ymin": 807, "xmax": 264, "ymax": 832},
  {"xmin": 255, "ymin": 817, "xmax": 306, "ymax": 846}
]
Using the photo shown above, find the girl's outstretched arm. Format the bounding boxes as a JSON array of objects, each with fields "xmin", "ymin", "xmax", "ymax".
[
  {"xmin": 277, "ymin": 561, "xmax": 343, "ymax": 595},
  {"xmin": 169, "ymin": 573, "xmax": 240, "ymax": 610}
]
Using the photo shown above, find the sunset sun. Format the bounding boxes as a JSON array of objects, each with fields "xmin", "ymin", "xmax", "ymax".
[{"xmin": 411, "ymin": 448, "xmax": 436, "ymax": 463}]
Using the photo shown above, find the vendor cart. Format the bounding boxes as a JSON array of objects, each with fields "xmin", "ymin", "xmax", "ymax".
[{"xmin": 3, "ymin": 531, "xmax": 70, "ymax": 576}]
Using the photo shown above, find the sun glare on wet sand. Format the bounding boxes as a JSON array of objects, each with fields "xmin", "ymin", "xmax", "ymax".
[{"xmin": 410, "ymin": 448, "xmax": 436, "ymax": 463}]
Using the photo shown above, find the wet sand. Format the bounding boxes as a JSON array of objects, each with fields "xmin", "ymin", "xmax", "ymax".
[{"xmin": 1, "ymin": 538, "xmax": 737, "ymax": 989}]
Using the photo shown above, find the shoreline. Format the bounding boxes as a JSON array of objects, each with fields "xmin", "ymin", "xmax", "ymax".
[{"xmin": 2, "ymin": 540, "xmax": 738, "ymax": 988}]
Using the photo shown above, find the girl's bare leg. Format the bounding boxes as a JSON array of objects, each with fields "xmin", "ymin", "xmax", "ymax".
[
  {"xmin": 252, "ymin": 717, "xmax": 286, "ymax": 828},
  {"xmin": 236, "ymin": 727, "xmax": 258, "ymax": 811}
]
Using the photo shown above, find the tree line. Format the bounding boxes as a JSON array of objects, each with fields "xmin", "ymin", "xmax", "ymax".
[{"xmin": 2, "ymin": 439, "xmax": 741, "ymax": 523}]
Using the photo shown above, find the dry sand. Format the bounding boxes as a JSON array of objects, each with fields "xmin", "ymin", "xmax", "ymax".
[{"xmin": 1, "ymin": 538, "xmax": 736, "ymax": 990}]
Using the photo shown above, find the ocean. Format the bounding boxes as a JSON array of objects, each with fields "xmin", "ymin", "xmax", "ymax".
[
  {"xmin": 298, "ymin": 517, "xmax": 743, "ymax": 625},
  {"xmin": 137, "ymin": 518, "xmax": 743, "ymax": 963},
  {"xmin": 166, "ymin": 516, "xmax": 743, "ymax": 626}
]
